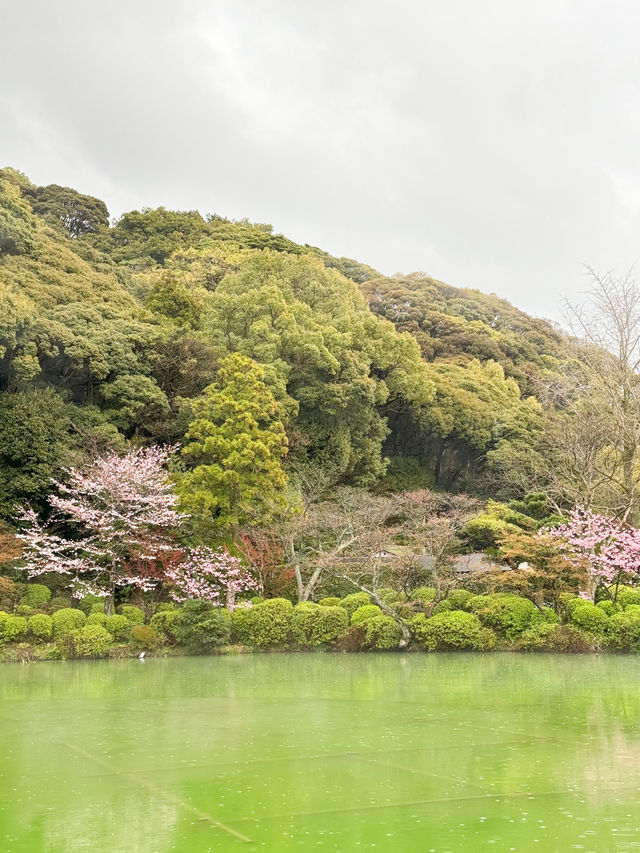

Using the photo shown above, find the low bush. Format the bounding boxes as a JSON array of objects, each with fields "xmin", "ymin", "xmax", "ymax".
[
  {"xmin": 104, "ymin": 614, "xmax": 131, "ymax": 641},
  {"xmin": 339, "ymin": 593, "xmax": 371, "ymax": 619},
  {"xmin": 411, "ymin": 611, "xmax": 496, "ymax": 651},
  {"xmin": 530, "ymin": 607, "xmax": 560, "ymax": 626},
  {"xmin": 51, "ymin": 608, "xmax": 86, "ymax": 639},
  {"xmin": 376, "ymin": 588, "xmax": 406, "ymax": 606},
  {"xmin": 28, "ymin": 613, "xmax": 53, "ymax": 643},
  {"xmin": 130, "ymin": 624, "xmax": 162, "ymax": 652},
  {"xmin": 569, "ymin": 602, "xmax": 609, "ymax": 634},
  {"xmin": 318, "ymin": 597, "xmax": 341, "ymax": 607},
  {"xmin": 410, "ymin": 587, "xmax": 436, "ymax": 604},
  {"xmin": 292, "ymin": 602, "xmax": 348, "ymax": 646},
  {"xmin": 447, "ymin": 589, "xmax": 473, "ymax": 610},
  {"xmin": 248, "ymin": 598, "xmax": 293, "ymax": 648},
  {"xmin": 2, "ymin": 614, "xmax": 28, "ymax": 643},
  {"xmin": 14, "ymin": 604, "xmax": 39, "ymax": 618},
  {"xmin": 515, "ymin": 622, "xmax": 596, "ymax": 652},
  {"xmin": 606, "ymin": 612, "xmax": 640, "ymax": 651},
  {"xmin": 174, "ymin": 600, "xmax": 231, "ymax": 653},
  {"xmin": 596, "ymin": 600, "xmax": 621, "ymax": 616},
  {"xmin": 58, "ymin": 624, "xmax": 112, "ymax": 658},
  {"xmin": 432, "ymin": 599, "xmax": 453, "ymax": 614},
  {"xmin": 351, "ymin": 604, "xmax": 383, "ymax": 626},
  {"xmin": 617, "ymin": 586, "xmax": 640, "ymax": 608},
  {"xmin": 87, "ymin": 612, "xmax": 108, "ymax": 627},
  {"xmin": 0, "ymin": 576, "xmax": 20, "ymax": 610},
  {"xmin": 20, "ymin": 583, "xmax": 51, "ymax": 609},
  {"xmin": 231, "ymin": 605, "xmax": 253, "ymax": 644},
  {"xmin": 49, "ymin": 596, "xmax": 72, "ymax": 612},
  {"xmin": 334, "ymin": 624, "xmax": 368, "ymax": 652},
  {"xmin": 78, "ymin": 594, "xmax": 104, "ymax": 616},
  {"xmin": 150, "ymin": 609, "xmax": 178, "ymax": 643},
  {"xmin": 364, "ymin": 615, "xmax": 402, "ymax": 650},
  {"xmin": 119, "ymin": 605, "xmax": 145, "ymax": 625},
  {"xmin": 473, "ymin": 595, "xmax": 537, "ymax": 640}
]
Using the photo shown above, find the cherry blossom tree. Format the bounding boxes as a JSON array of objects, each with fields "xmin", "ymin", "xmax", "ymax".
[
  {"xmin": 164, "ymin": 546, "xmax": 255, "ymax": 610},
  {"xmin": 546, "ymin": 507, "xmax": 640, "ymax": 601},
  {"xmin": 17, "ymin": 446, "xmax": 183, "ymax": 613}
]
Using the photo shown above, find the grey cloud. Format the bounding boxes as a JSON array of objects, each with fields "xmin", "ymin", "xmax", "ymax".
[{"xmin": 2, "ymin": 0, "xmax": 640, "ymax": 322}]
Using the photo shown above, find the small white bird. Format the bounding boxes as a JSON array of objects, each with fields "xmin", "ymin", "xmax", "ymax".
[{"xmin": 139, "ymin": 651, "xmax": 146, "ymax": 660}]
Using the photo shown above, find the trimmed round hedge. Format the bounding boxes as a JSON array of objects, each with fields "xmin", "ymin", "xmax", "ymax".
[{"xmin": 411, "ymin": 611, "xmax": 496, "ymax": 651}]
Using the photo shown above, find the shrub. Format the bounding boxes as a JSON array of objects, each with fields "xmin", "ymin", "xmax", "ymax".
[
  {"xmin": 248, "ymin": 598, "xmax": 293, "ymax": 648},
  {"xmin": 150, "ymin": 609, "xmax": 178, "ymax": 643},
  {"xmin": 596, "ymin": 600, "xmax": 621, "ymax": 616},
  {"xmin": 410, "ymin": 587, "xmax": 436, "ymax": 604},
  {"xmin": 334, "ymin": 624, "xmax": 368, "ymax": 652},
  {"xmin": 561, "ymin": 596, "xmax": 588, "ymax": 619},
  {"xmin": 0, "ymin": 576, "xmax": 20, "ymax": 610},
  {"xmin": 58, "ymin": 624, "xmax": 112, "ymax": 658},
  {"xmin": 49, "ymin": 596, "xmax": 72, "ymax": 612},
  {"xmin": 104, "ymin": 614, "xmax": 131, "ymax": 642},
  {"xmin": 130, "ymin": 624, "xmax": 162, "ymax": 652},
  {"xmin": 515, "ymin": 622, "xmax": 596, "ymax": 652},
  {"xmin": 292, "ymin": 602, "xmax": 348, "ymax": 646},
  {"xmin": 351, "ymin": 604, "xmax": 383, "ymax": 626},
  {"xmin": 231, "ymin": 605, "xmax": 253, "ymax": 644},
  {"xmin": 174, "ymin": 600, "xmax": 231, "ymax": 653},
  {"xmin": 318, "ymin": 597, "xmax": 341, "ymax": 607},
  {"xmin": 20, "ymin": 583, "xmax": 51, "ymax": 609},
  {"xmin": 411, "ymin": 611, "xmax": 496, "ymax": 651},
  {"xmin": 617, "ymin": 586, "xmax": 640, "ymax": 608},
  {"xmin": 365, "ymin": 615, "xmax": 402, "ymax": 649},
  {"xmin": 119, "ymin": 605, "xmax": 145, "ymax": 624},
  {"xmin": 51, "ymin": 608, "xmax": 86, "ymax": 639},
  {"xmin": 2, "ymin": 614, "xmax": 28, "ymax": 643},
  {"xmin": 376, "ymin": 588, "xmax": 406, "ymax": 606},
  {"xmin": 339, "ymin": 593, "xmax": 371, "ymax": 619},
  {"xmin": 606, "ymin": 612, "xmax": 640, "ymax": 651},
  {"xmin": 432, "ymin": 599, "xmax": 453, "ymax": 614},
  {"xmin": 28, "ymin": 613, "xmax": 53, "ymax": 643},
  {"xmin": 87, "ymin": 612, "xmax": 108, "ymax": 627},
  {"xmin": 447, "ymin": 589, "xmax": 473, "ymax": 610},
  {"xmin": 14, "ymin": 604, "xmax": 39, "ymax": 618},
  {"xmin": 467, "ymin": 595, "xmax": 493, "ymax": 613},
  {"xmin": 530, "ymin": 607, "xmax": 560, "ymax": 626},
  {"xmin": 78, "ymin": 594, "xmax": 104, "ymax": 615},
  {"xmin": 569, "ymin": 602, "xmax": 609, "ymax": 634},
  {"xmin": 473, "ymin": 595, "xmax": 537, "ymax": 640}
]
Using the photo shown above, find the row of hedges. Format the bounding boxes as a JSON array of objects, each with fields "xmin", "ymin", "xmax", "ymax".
[{"xmin": 5, "ymin": 583, "xmax": 640, "ymax": 658}]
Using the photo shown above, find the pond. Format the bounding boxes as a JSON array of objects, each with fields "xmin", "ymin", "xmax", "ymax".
[{"xmin": 2, "ymin": 654, "xmax": 640, "ymax": 852}]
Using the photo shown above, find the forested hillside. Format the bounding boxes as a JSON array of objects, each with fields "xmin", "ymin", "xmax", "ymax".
[{"xmin": 0, "ymin": 166, "xmax": 615, "ymax": 536}]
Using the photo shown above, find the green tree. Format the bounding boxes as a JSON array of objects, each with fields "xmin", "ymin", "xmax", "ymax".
[
  {"xmin": 0, "ymin": 179, "xmax": 37, "ymax": 256},
  {"xmin": 26, "ymin": 184, "xmax": 109, "ymax": 238},
  {"xmin": 179, "ymin": 353, "xmax": 288, "ymax": 538}
]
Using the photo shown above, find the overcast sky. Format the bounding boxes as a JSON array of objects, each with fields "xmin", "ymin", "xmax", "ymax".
[{"xmin": 2, "ymin": 0, "xmax": 640, "ymax": 323}]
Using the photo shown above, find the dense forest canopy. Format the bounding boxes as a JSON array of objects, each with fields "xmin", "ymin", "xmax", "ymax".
[{"xmin": 0, "ymin": 166, "xmax": 617, "ymax": 531}]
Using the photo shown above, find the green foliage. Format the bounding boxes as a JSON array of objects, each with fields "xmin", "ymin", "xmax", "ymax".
[
  {"xmin": 318, "ymin": 597, "xmax": 341, "ymax": 607},
  {"xmin": 247, "ymin": 598, "xmax": 293, "ymax": 648},
  {"xmin": 447, "ymin": 589, "xmax": 473, "ymax": 610},
  {"xmin": 231, "ymin": 605, "xmax": 253, "ymax": 644},
  {"xmin": 0, "ymin": 178, "xmax": 37, "ymax": 255},
  {"xmin": 26, "ymin": 183, "xmax": 109, "ymax": 238},
  {"xmin": 411, "ymin": 611, "xmax": 496, "ymax": 651},
  {"xmin": 432, "ymin": 599, "xmax": 454, "ymax": 614},
  {"xmin": 51, "ymin": 607, "xmax": 86, "ymax": 638},
  {"xmin": 78, "ymin": 594, "xmax": 104, "ymax": 615},
  {"xmin": 473, "ymin": 594, "xmax": 537, "ymax": 640},
  {"xmin": 514, "ymin": 622, "xmax": 596, "ymax": 652},
  {"xmin": 606, "ymin": 612, "xmax": 640, "ymax": 651},
  {"xmin": 20, "ymin": 583, "xmax": 51, "ymax": 609},
  {"xmin": 410, "ymin": 586, "xmax": 436, "ymax": 604},
  {"xmin": 617, "ymin": 587, "xmax": 640, "ymax": 608},
  {"xmin": 339, "ymin": 592, "xmax": 371, "ymax": 619},
  {"xmin": 291, "ymin": 602, "xmax": 348, "ymax": 646},
  {"xmin": 104, "ymin": 614, "xmax": 131, "ymax": 642},
  {"xmin": 178, "ymin": 353, "xmax": 288, "ymax": 537},
  {"xmin": 58, "ymin": 624, "xmax": 112, "ymax": 658},
  {"xmin": 49, "ymin": 596, "xmax": 72, "ymax": 612},
  {"xmin": 2, "ymin": 614, "xmax": 28, "ymax": 642},
  {"xmin": 569, "ymin": 602, "xmax": 609, "ymax": 634},
  {"xmin": 149, "ymin": 609, "xmax": 178, "ymax": 643},
  {"xmin": 129, "ymin": 624, "xmax": 162, "ymax": 651},
  {"xmin": 119, "ymin": 605, "xmax": 145, "ymax": 625},
  {"xmin": 173, "ymin": 600, "xmax": 231, "ymax": 653},
  {"xmin": 28, "ymin": 613, "xmax": 53, "ymax": 642},
  {"xmin": 351, "ymin": 604, "xmax": 383, "ymax": 626},
  {"xmin": 364, "ymin": 615, "xmax": 402, "ymax": 649},
  {"xmin": 87, "ymin": 612, "xmax": 108, "ymax": 628}
]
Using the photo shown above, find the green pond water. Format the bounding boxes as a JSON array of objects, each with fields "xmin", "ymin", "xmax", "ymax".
[{"xmin": 2, "ymin": 654, "xmax": 640, "ymax": 853}]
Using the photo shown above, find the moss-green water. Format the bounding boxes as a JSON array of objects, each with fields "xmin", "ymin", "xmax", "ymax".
[{"xmin": 2, "ymin": 654, "xmax": 640, "ymax": 852}]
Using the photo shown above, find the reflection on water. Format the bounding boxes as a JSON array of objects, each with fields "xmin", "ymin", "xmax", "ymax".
[{"xmin": 2, "ymin": 654, "xmax": 640, "ymax": 851}]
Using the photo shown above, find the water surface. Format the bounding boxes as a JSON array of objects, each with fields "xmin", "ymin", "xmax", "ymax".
[{"xmin": 2, "ymin": 653, "xmax": 640, "ymax": 852}]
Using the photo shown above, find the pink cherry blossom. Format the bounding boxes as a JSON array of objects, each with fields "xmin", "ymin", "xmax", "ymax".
[{"xmin": 165, "ymin": 546, "xmax": 255, "ymax": 610}]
